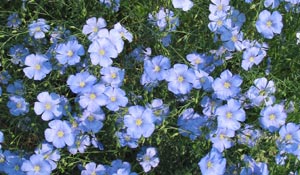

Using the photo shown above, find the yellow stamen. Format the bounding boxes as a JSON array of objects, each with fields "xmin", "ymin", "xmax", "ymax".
[
  {"xmin": 90, "ymin": 93, "xmax": 96, "ymax": 100},
  {"xmin": 57, "ymin": 131, "xmax": 64, "ymax": 138},
  {"xmin": 99, "ymin": 49, "xmax": 105, "ymax": 56},
  {"xmin": 217, "ymin": 20, "xmax": 223, "ymax": 26},
  {"xmin": 16, "ymin": 102, "xmax": 22, "ymax": 108},
  {"xmin": 231, "ymin": 36, "xmax": 237, "ymax": 42},
  {"xmin": 79, "ymin": 82, "xmax": 85, "ymax": 88},
  {"xmin": 45, "ymin": 103, "xmax": 51, "ymax": 110},
  {"xmin": 154, "ymin": 65, "xmax": 161, "ymax": 72},
  {"xmin": 93, "ymin": 27, "xmax": 98, "ymax": 32},
  {"xmin": 110, "ymin": 96, "xmax": 116, "ymax": 102},
  {"xmin": 285, "ymin": 134, "xmax": 292, "ymax": 140},
  {"xmin": 195, "ymin": 58, "xmax": 201, "ymax": 64},
  {"xmin": 266, "ymin": 21, "xmax": 272, "ymax": 27},
  {"xmin": 34, "ymin": 165, "xmax": 40, "ymax": 172},
  {"xmin": 88, "ymin": 115, "xmax": 94, "ymax": 121},
  {"xmin": 269, "ymin": 114, "xmax": 276, "ymax": 121},
  {"xmin": 67, "ymin": 50, "xmax": 74, "ymax": 57},
  {"xmin": 224, "ymin": 82, "xmax": 231, "ymax": 88},
  {"xmin": 207, "ymin": 161, "xmax": 213, "ymax": 168},
  {"xmin": 217, "ymin": 5, "xmax": 223, "ymax": 11},
  {"xmin": 226, "ymin": 112, "xmax": 232, "ymax": 119},
  {"xmin": 35, "ymin": 64, "xmax": 41, "ymax": 70},
  {"xmin": 35, "ymin": 26, "xmax": 41, "ymax": 32},
  {"xmin": 136, "ymin": 118, "xmax": 142, "ymax": 126},
  {"xmin": 219, "ymin": 134, "xmax": 225, "ymax": 139},
  {"xmin": 178, "ymin": 76, "xmax": 184, "ymax": 83},
  {"xmin": 111, "ymin": 72, "xmax": 117, "ymax": 79},
  {"xmin": 249, "ymin": 57, "xmax": 254, "ymax": 62}
]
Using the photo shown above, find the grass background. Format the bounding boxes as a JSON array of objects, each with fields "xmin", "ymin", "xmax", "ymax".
[{"xmin": 1, "ymin": 0, "xmax": 300, "ymax": 174}]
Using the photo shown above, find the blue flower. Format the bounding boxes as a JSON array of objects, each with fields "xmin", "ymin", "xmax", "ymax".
[
  {"xmin": 144, "ymin": 55, "xmax": 170, "ymax": 81},
  {"xmin": 67, "ymin": 71, "xmax": 97, "ymax": 94},
  {"xmin": 165, "ymin": 64, "xmax": 196, "ymax": 95},
  {"xmin": 104, "ymin": 86, "xmax": 128, "ymax": 111},
  {"xmin": 23, "ymin": 54, "xmax": 52, "ymax": 80},
  {"xmin": 209, "ymin": 0, "xmax": 230, "ymax": 15},
  {"xmin": 68, "ymin": 134, "xmax": 91, "ymax": 154},
  {"xmin": 198, "ymin": 148, "xmax": 226, "ymax": 175},
  {"xmin": 6, "ymin": 80, "xmax": 24, "ymax": 96},
  {"xmin": 246, "ymin": 77, "xmax": 275, "ymax": 106},
  {"xmin": 9, "ymin": 44, "xmax": 29, "ymax": 65},
  {"xmin": 216, "ymin": 99, "xmax": 246, "ymax": 131},
  {"xmin": 114, "ymin": 22, "xmax": 133, "ymax": 42},
  {"xmin": 116, "ymin": 131, "xmax": 139, "ymax": 148},
  {"xmin": 34, "ymin": 92, "xmax": 62, "ymax": 121},
  {"xmin": 44, "ymin": 120, "xmax": 75, "ymax": 148},
  {"xmin": 210, "ymin": 128, "xmax": 235, "ymax": 152},
  {"xmin": 242, "ymin": 46, "xmax": 265, "ymax": 70},
  {"xmin": 79, "ymin": 109, "xmax": 105, "ymax": 133},
  {"xmin": 81, "ymin": 162, "xmax": 106, "ymax": 175},
  {"xmin": 4, "ymin": 153, "xmax": 25, "ymax": 175},
  {"xmin": 21, "ymin": 154, "xmax": 52, "ymax": 175},
  {"xmin": 278, "ymin": 123, "xmax": 300, "ymax": 153},
  {"xmin": 7, "ymin": 95, "xmax": 29, "ymax": 116},
  {"xmin": 256, "ymin": 10, "xmax": 283, "ymax": 39},
  {"xmin": 100, "ymin": 66, "xmax": 125, "ymax": 87},
  {"xmin": 28, "ymin": 18, "xmax": 50, "ymax": 39},
  {"xmin": 88, "ymin": 37, "xmax": 118, "ymax": 67},
  {"xmin": 124, "ymin": 105, "xmax": 155, "ymax": 139},
  {"xmin": 229, "ymin": 8, "xmax": 246, "ymax": 29},
  {"xmin": 82, "ymin": 17, "xmax": 107, "ymax": 41},
  {"xmin": 237, "ymin": 125, "xmax": 262, "ymax": 147},
  {"xmin": 212, "ymin": 69, "xmax": 243, "ymax": 100},
  {"xmin": 137, "ymin": 147, "xmax": 160, "ymax": 173},
  {"xmin": 240, "ymin": 155, "xmax": 269, "ymax": 175},
  {"xmin": 221, "ymin": 27, "xmax": 244, "ymax": 51},
  {"xmin": 146, "ymin": 98, "xmax": 169, "ymax": 125},
  {"xmin": 7, "ymin": 13, "xmax": 21, "ymax": 28},
  {"xmin": 34, "ymin": 142, "xmax": 61, "ymax": 170},
  {"xmin": 55, "ymin": 39, "xmax": 84, "ymax": 65},
  {"xmin": 259, "ymin": 104, "xmax": 287, "ymax": 132},
  {"xmin": 79, "ymin": 83, "xmax": 108, "ymax": 112},
  {"xmin": 172, "ymin": 0, "xmax": 194, "ymax": 11},
  {"xmin": 0, "ymin": 70, "xmax": 11, "ymax": 84}
]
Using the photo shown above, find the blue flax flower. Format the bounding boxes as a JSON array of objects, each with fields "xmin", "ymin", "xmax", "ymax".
[
  {"xmin": 146, "ymin": 98, "xmax": 169, "ymax": 125},
  {"xmin": 79, "ymin": 109, "xmax": 105, "ymax": 133},
  {"xmin": 79, "ymin": 83, "xmax": 108, "ymax": 112},
  {"xmin": 237, "ymin": 125, "xmax": 262, "ymax": 147},
  {"xmin": 4, "ymin": 153, "xmax": 25, "ymax": 175},
  {"xmin": 242, "ymin": 46, "xmax": 265, "ymax": 70},
  {"xmin": 216, "ymin": 99, "xmax": 246, "ymax": 131},
  {"xmin": 23, "ymin": 54, "xmax": 52, "ymax": 80},
  {"xmin": 104, "ymin": 86, "xmax": 128, "ymax": 111},
  {"xmin": 7, "ymin": 95, "xmax": 29, "ymax": 116},
  {"xmin": 209, "ymin": 0, "xmax": 230, "ymax": 15},
  {"xmin": 82, "ymin": 17, "xmax": 107, "ymax": 41},
  {"xmin": 7, "ymin": 80, "xmax": 24, "ymax": 96},
  {"xmin": 100, "ymin": 66, "xmax": 125, "ymax": 87},
  {"xmin": 7, "ymin": 13, "xmax": 21, "ymax": 28},
  {"xmin": 246, "ymin": 77, "xmax": 275, "ymax": 106},
  {"xmin": 259, "ymin": 104, "xmax": 287, "ymax": 132},
  {"xmin": 198, "ymin": 148, "xmax": 226, "ymax": 175},
  {"xmin": 34, "ymin": 142, "xmax": 60, "ymax": 170},
  {"xmin": 81, "ymin": 162, "xmax": 106, "ymax": 175},
  {"xmin": 137, "ymin": 147, "xmax": 160, "ymax": 173},
  {"xmin": 88, "ymin": 37, "xmax": 118, "ymax": 67},
  {"xmin": 240, "ymin": 155, "xmax": 269, "ymax": 175},
  {"xmin": 172, "ymin": 0, "xmax": 194, "ymax": 11},
  {"xmin": 28, "ymin": 18, "xmax": 50, "ymax": 39},
  {"xmin": 67, "ymin": 71, "xmax": 97, "ymax": 94},
  {"xmin": 21, "ymin": 154, "xmax": 52, "ymax": 175},
  {"xmin": 124, "ymin": 105, "xmax": 155, "ymax": 139},
  {"xmin": 278, "ymin": 123, "xmax": 300, "ymax": 153},
  {"xmin": 212, "ymin": 69, "xmax": 243, "ymax": 100},
  {"xmin": 165, "ymin": 64, "xmax": 196, "ymax": 95},
  {"xmin": 264, "ymin": 0, "xmax": 280, "ymax": 9},
  {"xmin": 68, "ymin": 134, "xmax": 91, "ymax": 154},
  {"xmin": 44, "ymin": 120, "xmax": 75, "ymax": 148},
  {"xmin": 114, "ymin": 22, "xmax": 133, "ymax": 42},
  {"xmin": 34, "ymin": 92, "xmax": 62, "ymax": 121},
  {"xmin": 144, "ymin": 55, "xmax": 170, "ymax": 81},
  {"xmin": 55, "ymin": 40, "xmax": 84, "ymax": 65},
  {"xmin": 9, "ymin": 44, "xmax": 29, "ymax": 65},
  {"xmin": 221, "ymin": 27, "xmax": 244, "ymax": 51},
  {"xmin": 256, "ymin": 10, "xmax": 283, "ymax": 39},
  {"xmin": 116, "ymin": 131, "xmax": 139, "ymax": 148},
  {"xmin": 210, "ymin": 128, "xmax": 235, "ymax": 152}
]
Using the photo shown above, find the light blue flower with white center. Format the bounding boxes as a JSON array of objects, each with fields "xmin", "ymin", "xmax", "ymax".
[
  {"xmin": 221, "ymin": 27, "xmax": 244, "ymax": 51},
  {"xmin": 45, "ymin": 120, "xmax": 75, "ymax": 148},
  {"xmin": 100, "ymin": 66, "xmax": 125, "ymax": 87},
  {"xmin": 67, "ymin": 71, "xmax": 97, "ymax": 94},
  {"xmin": 7, "ymin": 95, "xmax": 29, "ymax": 116},
  {"xmin": 104, "ymin": 86, "xmax": 128, "ymax": 112},
  {"xmin": 264, "ymin": 0, "xmax": 280, "ymax": 9},
  {"xmin": 137, "ymin": 147, "xmax": 160, "ymax": 173},
  {"xmin": 82, "ymin": 17, "xmax": 107, "ymax": 41},
  {"xmin": 21, "ymin": 154, "xmax": 52, "ymax": 175},
  {"xmin": 55, "ymin": 39, "xmax": 84, "ymax": 65},
  {"xmin": 216, "ymin": 99, "xmax": 246, "ymax": 131},
  {"xmin": 259, "ymin": 104, "xmax": 287, "ymax": 132},
  {"xmin": 23, "ymin": 54, "xmax": 52, "ymax": 80},
  {"xmin": 28, "ymin": 18, "xmax": 50, "ymax": 39},
  {"xmin": 34, "ymin": 92, "xmax": 62, "ymax": 121},
  {"xmin": 68, "ymin": 134, "xmax": 91, "ymax": 155},
  {"xmin": 34, "ymin": 142, "xmax": 60, "ymax": 170},
  {"xmin": 242, "ymin": 46, "xmax": 266, "ymax": 71},
  {"xmin": 278, "ymin": 123, "xmax": 300, "ymax": 153},
  {"xmin": 114, "ymin": 22, "xmax": 133, "ymax": 42},
  {"xmin": 165, "ymin": 64, "xmax": 196, "ymax": 95},
  {"xmin": 198, "ymin": 148, "xmax": 226, "ymax": 175},
  {"xmin": 116, "ymin": 131, "xmax": 139, "ymax": 148},
  {"xmin": 79, "ymin": 109, "xmax": 105, "ymax": 133},
  {"xmin": 7, "ymin": 80, "xmax": 24, "ymax": 96},
  {"xmin": 256, "ymin": 10, "xmax": 283, "ymax": 39},
  {"xmin": 210, "ymin": 128, "xmax": 235, "ymax": 152},
  {"xmin": 7, "ymin": 13, "xmax": 21, "ymax": 28},
  {"xmin": 88, "ymin": 36, "xmax": 118, "ymax": 67},
  {"xmin": 79, "ymin": 83, "xmax": 108, "ymax": 112},
  {"xmin": 144, "ymin": 55, "xmax": 170, "ymax": 81},
  {"xmin": 212, "ymin": 69, "xmax": 243, "ymax": 100},
  {"xmin": 124, "ymin": 105, "xmax": 155, "ymax": 139},
  {"xmin": 81, "ymin": 162, "xmax": 106, "ymax": 175}
]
